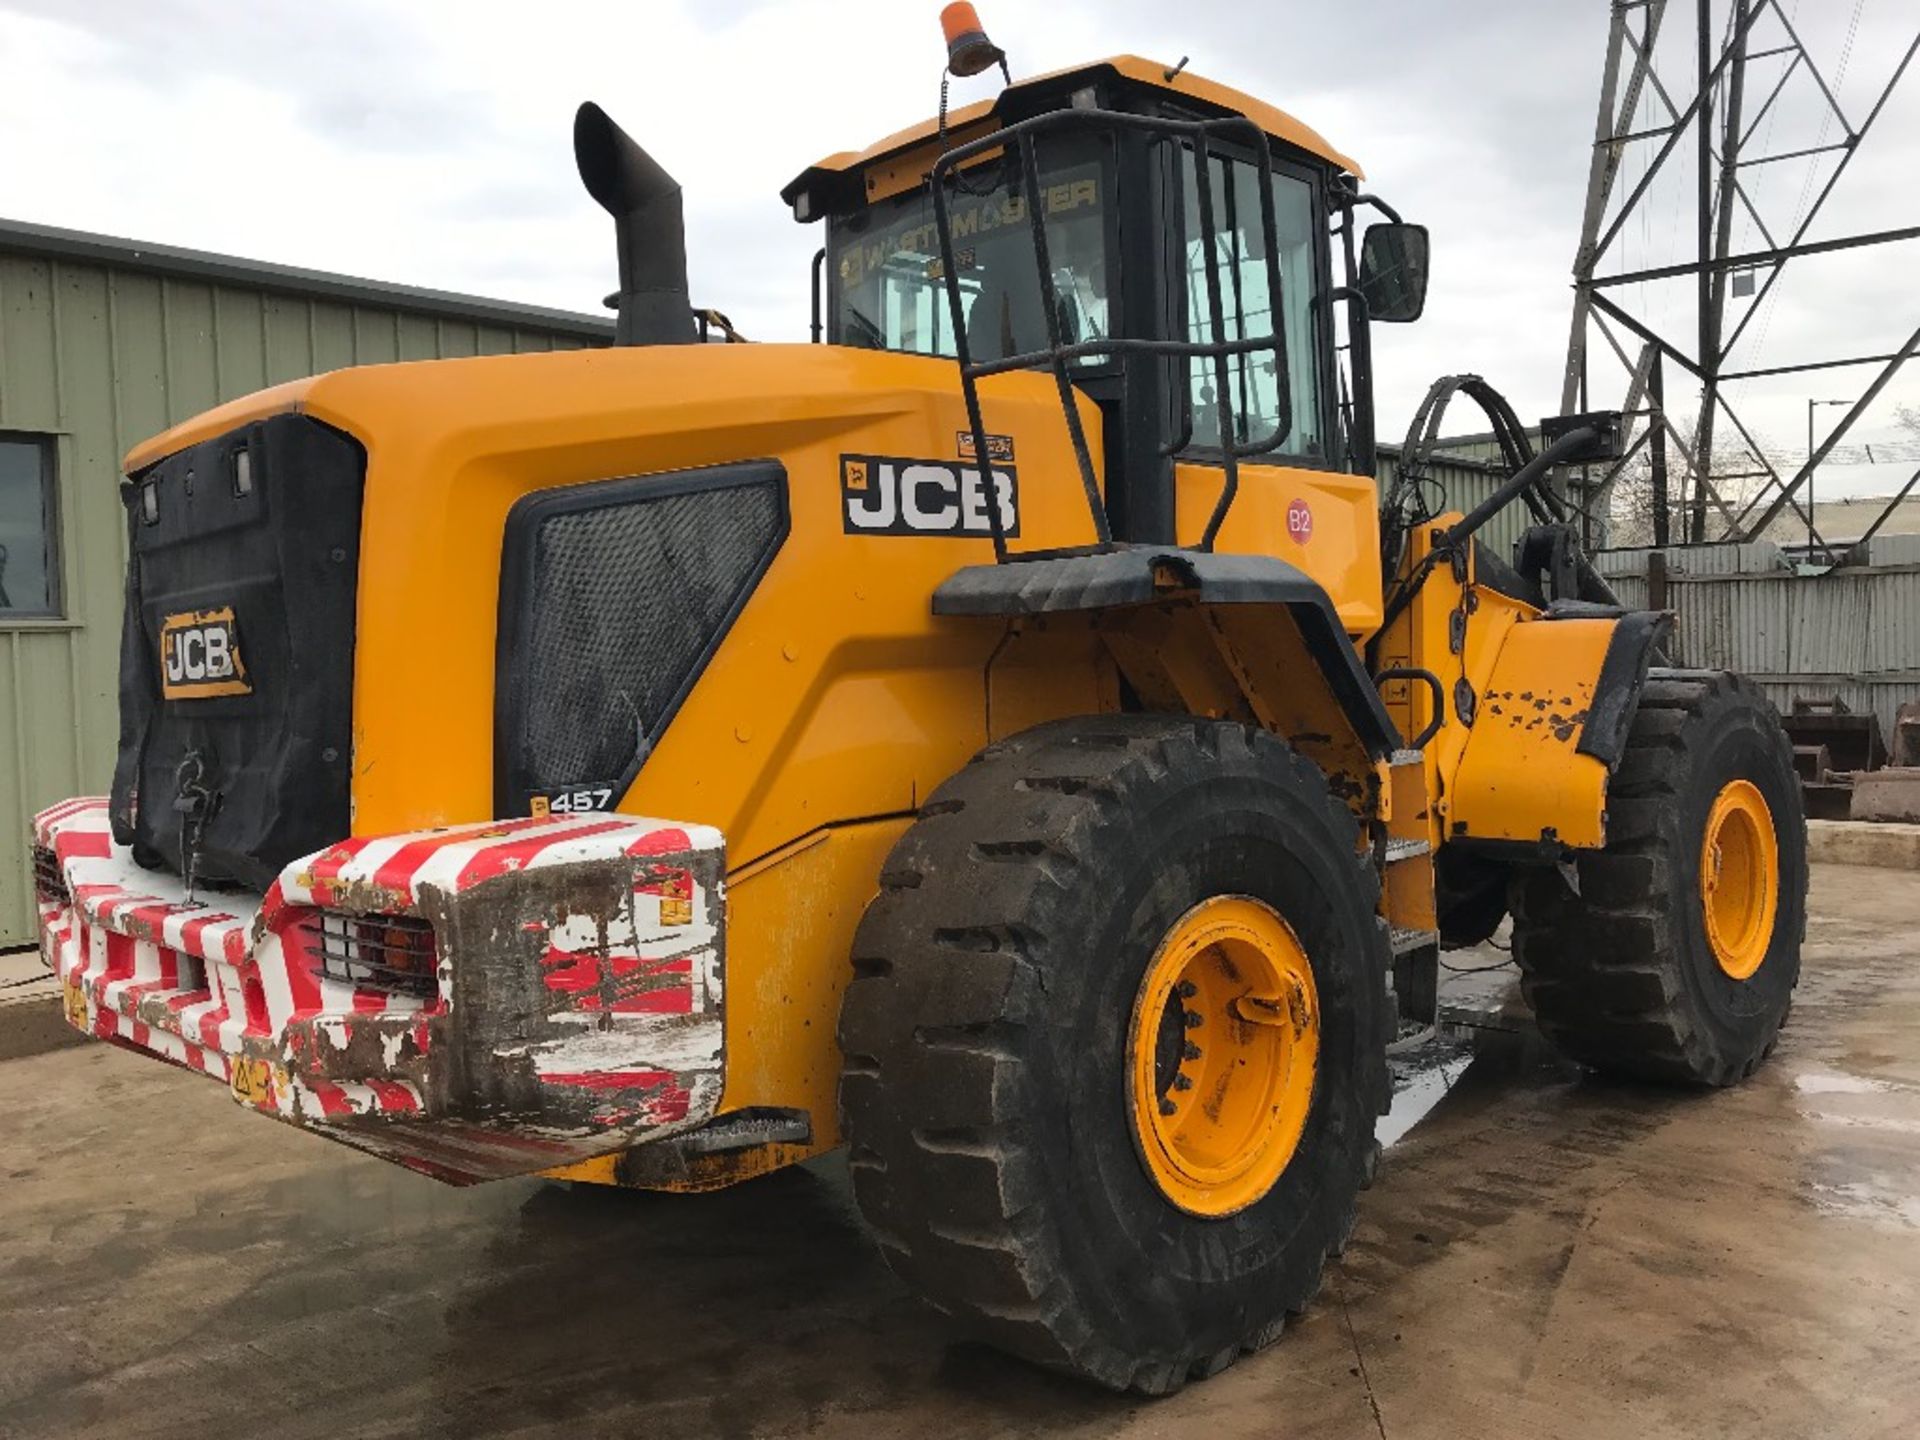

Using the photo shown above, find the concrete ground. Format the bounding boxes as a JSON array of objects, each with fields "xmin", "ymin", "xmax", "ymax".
[
  {"xmin": 0, "ymin": 947, "xmax": 65, "ymax": 1064},
  {"xmin": 3, "ymin": 863, "xmax": 1918, "ymax": 1439}
]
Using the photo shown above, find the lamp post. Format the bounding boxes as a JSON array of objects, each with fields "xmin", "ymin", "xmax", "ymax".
[{"xmin": 1808, "ymin": 397, "xmax": 1850, "ymax": 561}]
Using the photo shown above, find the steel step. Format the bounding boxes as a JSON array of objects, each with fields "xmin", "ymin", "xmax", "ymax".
[{"xmin": 1390, "ymin": 925, "xmax": 1439, "ymax": 956}]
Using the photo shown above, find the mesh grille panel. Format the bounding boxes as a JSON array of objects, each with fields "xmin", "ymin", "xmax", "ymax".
[
  {"xmin": 33, "ymin": 846, "xmax": 67, "ymax": 906},
  {"xmin": 507, "ymin": 470, "xmax": 784, "ymax": 796}
]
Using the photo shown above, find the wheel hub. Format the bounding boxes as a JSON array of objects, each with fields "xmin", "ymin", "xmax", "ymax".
[
  {"xmin": 1699, "ymin": 778, "xmax": 1779, "ymax": 981},
  {"xmin": 1127, "ymin": 895, "xmax": 1318, "ymax": 1217}
]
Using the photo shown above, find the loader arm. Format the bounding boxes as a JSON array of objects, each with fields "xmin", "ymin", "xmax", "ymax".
[{"xmin": 1371, "ymin": 515, "xmax": 1672, "ymax": 858}]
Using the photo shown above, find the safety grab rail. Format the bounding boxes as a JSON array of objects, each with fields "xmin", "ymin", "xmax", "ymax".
[
  {"xmin": 928, "ymin": 106, "xmax": 1293, "ymax": 562},
  {"xmin": 1373, "ymin": 667, "xmax": 1446, "ymax": 751}
]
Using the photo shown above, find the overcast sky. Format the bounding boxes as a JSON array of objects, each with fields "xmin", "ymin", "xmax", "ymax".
[{"xmin": 3, "ymin": 0, "xmax": 1916, "ymax": 495}]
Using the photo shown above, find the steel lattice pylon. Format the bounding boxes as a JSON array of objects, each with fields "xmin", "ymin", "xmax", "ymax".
[{"xmin": 1562, "ymin": 0, "xmax": 1920, "ymax": 558}]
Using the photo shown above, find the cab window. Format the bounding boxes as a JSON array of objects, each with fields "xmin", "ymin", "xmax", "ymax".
[
  {"xmin": 1179, "ymin": 150, "xmax": 1324, "ymax": 460},
  {"xmin": 830, "ymin": 133, "xmax": 1113, "ymax": 368}
]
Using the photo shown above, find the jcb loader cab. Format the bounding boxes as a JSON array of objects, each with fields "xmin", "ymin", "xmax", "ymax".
[{"xmin": 34, "ymin": 27, "xmax": 1806, "ymax": 1395}]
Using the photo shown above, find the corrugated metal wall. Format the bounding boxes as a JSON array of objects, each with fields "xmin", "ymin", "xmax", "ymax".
[
  {"xmin": 1375, "ymin": 445, "xmax": 1532, "ymax": 560},
  {"xmin": 0, "ymin": 250, "xmax": 600, "ymax": 945},
  {"xmin": 1597, "ymin": 535, "xmax": 1920, "ymax": 734}
]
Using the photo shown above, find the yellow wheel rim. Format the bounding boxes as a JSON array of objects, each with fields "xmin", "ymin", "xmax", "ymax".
[
  {"xmin": 1126, "ymin": 895, "xmax": 1318, "ymax": 1218},
  {"xmin": 1699, "ymin": 778, "xmax": 1779, "ymax": 981}
]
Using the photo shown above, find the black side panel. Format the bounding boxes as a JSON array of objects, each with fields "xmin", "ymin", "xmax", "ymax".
[
  {"xmin": 109, "ymin": 505, "xmax": 151, "ymax": 847},
  {"xmin": 1473, "ymin": 538, "xmax": 1544, "ymax": 610},
  {"xmin": 109, "ymin": 414, "xmax": 364, "ymax": 889},
  {"xmin": 1576, "ymin": 609, "xmax": 1675, "ymax": 768},
  {"xmin": 495, "ymin": 461, "xmax": 788, "ymax": 816}
]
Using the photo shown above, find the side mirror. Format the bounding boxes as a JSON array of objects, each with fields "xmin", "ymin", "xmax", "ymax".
[{"xmin": 1358, "ymin": 222, "xmax": 1430, "ymax": 324}]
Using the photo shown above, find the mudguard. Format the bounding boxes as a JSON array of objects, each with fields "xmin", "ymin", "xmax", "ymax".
[
  {"xmin": 935, "ymin": 549, "xmax": 1402, "ymax": 762},
  {"xmin": 1447, "ymin": 610, "xmax": 1672, "ymax": 854}
]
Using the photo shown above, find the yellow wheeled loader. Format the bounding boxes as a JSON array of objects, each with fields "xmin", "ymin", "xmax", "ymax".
[{"xmin": 32, "ymin": 13, "xmax": 1805, "ymax": 1395}]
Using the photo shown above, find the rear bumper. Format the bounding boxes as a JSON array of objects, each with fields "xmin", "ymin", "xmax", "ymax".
[{"xmin": 31, "ymin": 798, "xmax": 725, "ymax": 1184}]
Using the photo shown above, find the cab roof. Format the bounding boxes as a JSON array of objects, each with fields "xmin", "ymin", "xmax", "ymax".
[{"xmin": 781, "ymin": 54, "xmax": 1362, "ymax": 207}]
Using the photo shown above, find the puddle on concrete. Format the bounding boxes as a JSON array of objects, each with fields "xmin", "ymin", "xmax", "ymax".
[
  {"xmin": 1793, "ymin": 1068, "xmax": 1920, "ymax": 1136},
  {"xmin": 1801, "ymin": 1112, "xmax": 1920, "ymax": 1136},
  {"xmin": 1795, "ymin": 1071, "xmax": 1901, "ymax": 1096},
  {"xmin": 1806, "ymin": 1176, "xmax": 1920, "ymax": 1229},
  {"xmin": 1794, "ymin": 1060, "xmax": 1920, "ymax": 1231}
]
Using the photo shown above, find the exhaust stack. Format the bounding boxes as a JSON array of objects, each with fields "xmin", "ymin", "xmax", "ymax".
[{"xmin": 574, "ymin": 102, "xmax": 695, "ymax": 347}]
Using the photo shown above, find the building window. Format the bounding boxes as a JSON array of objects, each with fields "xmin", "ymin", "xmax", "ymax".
[{"xmin": 0, "ymin": 434, "xmax": 59, "ymax": 618}]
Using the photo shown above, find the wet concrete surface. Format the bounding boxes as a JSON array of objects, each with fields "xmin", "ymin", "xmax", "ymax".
[{"xmin": 3, "ymin": 862, "xmax": 1918, "ymax": 1439}]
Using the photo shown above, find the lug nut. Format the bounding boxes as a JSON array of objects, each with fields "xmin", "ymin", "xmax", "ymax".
[
  {"xmin": 1176, "ymin": 980, "xmax": 1197, "ymax": 998},
  {"xmin": 1183, "ymin": 1041, "xmax": 1202, "ymax": 1061},
  {"xmin": 1183, "ymin": 1009, "xmax": 1204, "ymax": 1029},
  {"xmin": 1172, "ymin": 1074, "xmax": 1193, "ymax": 1091},
  {"xmin": 1159, "ymin": 1098, "xmax": 1178, "ymax": 1116}
]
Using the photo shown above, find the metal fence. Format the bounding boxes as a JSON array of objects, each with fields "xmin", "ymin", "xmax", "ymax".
[{"xmin": 1595, "ymin": 534, "xmax": 1920, "ymax": 734}]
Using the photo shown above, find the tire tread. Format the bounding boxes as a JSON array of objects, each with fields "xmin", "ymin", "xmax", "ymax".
[
  {"xmin": 1508, "ymin": 669, "xmax": 1807, "ymax": 1085},
  {"xmin": 840, "ymin": 715, "xmax": 1393, "ymax": 1393}
]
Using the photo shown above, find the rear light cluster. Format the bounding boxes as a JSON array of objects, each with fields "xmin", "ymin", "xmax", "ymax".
[
  {"xmin": 32, "ymin": 846, "xmax": 68, "ymax": 906},
  {"xmin": 311, "ymin": 911, "xmax": 439, "ymax": 998}
]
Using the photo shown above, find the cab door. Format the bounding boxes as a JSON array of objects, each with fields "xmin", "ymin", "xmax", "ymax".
[{"xmin": 1165, "ymin": 142, "xmax": 1383, "ymax": 637}]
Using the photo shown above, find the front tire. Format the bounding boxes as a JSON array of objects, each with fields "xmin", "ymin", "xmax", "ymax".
[
  {"xmin": 1509, "ymin": 670, "xmax": 1807, "ymax": 1085},
  {"xmin": 837, "ymin": 715, "xmax": 1393, "ymax": 1393}
]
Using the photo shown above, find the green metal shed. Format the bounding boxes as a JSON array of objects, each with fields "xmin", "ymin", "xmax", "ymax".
[{"xmin": 0, "ymin": 218, "xmax": 611, "ymax": 947}]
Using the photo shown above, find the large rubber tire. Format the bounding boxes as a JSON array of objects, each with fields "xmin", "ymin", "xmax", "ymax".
[
  {"xmin": 838, "ymin": 715, "xmax": 1394, "ymax": 1394},
  {"xmin": 1509, "ymin": 670, "xmax": 1807, "ymax": 1085}
]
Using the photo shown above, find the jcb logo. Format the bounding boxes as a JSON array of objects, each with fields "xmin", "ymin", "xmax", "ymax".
[
  {"xmin": 841, "ymin": 455, "xmax": 1019, "ymax": 538},
  {"xmin": 160, "ymin": 607, "xmax": 251, "ymax": 699}
]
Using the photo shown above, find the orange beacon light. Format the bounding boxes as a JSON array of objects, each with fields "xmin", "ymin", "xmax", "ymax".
[{"xmin": 941, "ymin": 3, "xmax": 1003, "ymax": 78}]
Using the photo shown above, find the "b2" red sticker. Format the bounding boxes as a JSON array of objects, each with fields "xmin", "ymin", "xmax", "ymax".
[{"xmin": 1286, "ymin": 497, "xmax": 1314, "ymax": 544}]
